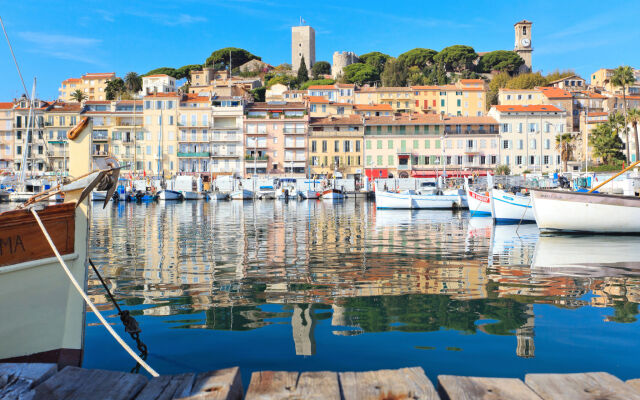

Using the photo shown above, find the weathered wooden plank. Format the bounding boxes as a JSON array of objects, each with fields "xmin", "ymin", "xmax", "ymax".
[
  {"xmin": 135, "ymin": 373, "xmax": 195, "ymax": 400},
  {"xmin": 0, "ymin": 363, "xmax": 58, "ymax": 399},
  {"xmin": 525, "ymin": 372, "xmax": 640, "ymax": 400},
  {"xmin": 340, "ymin": 367, "xmax": 438, "ymax": 400},
  {"xmin": 180, "ymin": 367, "xmax": 242, "ymax": 400},
  {"xmin": 438, "ymin": 375, "xmax": 541, "ymax": 400},
  {"xmin": 627, "ymin": 379, "xmax": 640, "ymax": 393},
  {"xmin": 245, "ymin": 371, "xmax": 299, "ymax": 399},
  {"xmin": 29, "ymin": 366, "xmax": 147, "ymax": 400},
  {"xmin": 245, "ymin": 371, "xmax": 340, "ymax": 400}
]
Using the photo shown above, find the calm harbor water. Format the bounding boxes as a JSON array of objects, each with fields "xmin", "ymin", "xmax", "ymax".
[{"xmin": 39, "ymin": 199, "xmax": 640, "ymax": 383}]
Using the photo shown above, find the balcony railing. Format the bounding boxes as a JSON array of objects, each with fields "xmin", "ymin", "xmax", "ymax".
[
  {"xmin": 283, "ymin": 128, "xmax": 306, "ymax": 134},
  {"xmin": 92, "ymin": 134, "xmax": 108, "ymax": 141},
  {"xmin": 397, "ymin": 164, "xmax": 411, "ymax": 170},
  {"xmin": 177, "ymin": 152, "xmax": 210, "ymax": 157},
  {"xmin": 245, "ymin": 155, "xmax": 268, "ymax": 161}
]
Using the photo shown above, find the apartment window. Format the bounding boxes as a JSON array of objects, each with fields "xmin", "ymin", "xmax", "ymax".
[
  {"xmin": 311, "ymin": 140, "xmax": 317, "ymax": 152},
  {"xmin": 528, "ymin": 123, "xmax": 537, "ymax": 133},
  {"xmin": 545, "ymin": 139, "xmax": 551, "ymax": 149},
  {"xmin": 388, "ymin": 155, "xmax": 393, "ymax": 165},
  {"xmin": 366, "ymin": 140, "xmax": 371, "ymax": 150},
  {"xmin": 440, "ymin": 99, "xmax": 445, "ymax": 107},
  {"xmin": 516, "ymin": 123, "xmax": 522, "ymax": 133},
  {"xmin": 146, "ymin": 146, "xmax": 151, "ymax": 155},
  {"xmin": 355, "ymin": 141, "xmax": 360, "ymax": 152},
  {"xmin": 322, "ymin": 140, "xmax": 327, "ymax": 152},
  {"xmin": 377, "ymin": 140, "xmax": 382, "ymax": 149},
  {"xmin": 530, "ymin": 139, "xmax": 536, "ymax": 150},
  {"xmin": 334, "ymin": 140, "xmax": 339, "ymax": 152},
  {"xmin": 544, "ymin": 155, "xmax": 550, "ymax": 165},
  {"xmin": 517, "ymin": 140, "xmax": 523, "ymax": 150},
  {"xmin": 16, "ymin": 145, "xmax": 21, "ymax": 155},
  {"xmin": 503, "ymin": 140, "xmax": 510, "ymax": 149},
  {"xmin": 387, "ymin": 140, "xmax": 393, "ymax": 149},
  {"xmin": 516, "ymin": 155, "xmax": 523, "ymax": 165},
  {"xmin": 145, "ymin": 101, "xmax": 151, "ymax": 110},
  {"xmin": 377, "ymin": 155, "xmax": 383, "ymax": 166},
  {"xmin": 530, "ymin": 155, "xmax": 536, "ymax": 165},
  {"xmin": 344, "ymin": 141, "xmax": 351, "ymax": 152}
]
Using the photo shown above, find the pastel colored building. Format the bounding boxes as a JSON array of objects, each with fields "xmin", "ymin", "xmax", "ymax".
[
  {"xmin": 414, "ymin": 79, "xmax": 487, "ymax": 116},
  {"xmin": 244, "ymin": 102, "xmax": 307, "ymax": 177},
  {"xmin": 11, "ymin": 97, "xmax": 50, "ymax": 175},
  {"xmin": 308, "ymin": 114, "xmax": 364, "ymax": 179},
  {"xmin": 43, "ymin": 101, "xmax": 82, "ymax": 173},
  {"xmin": 141, "ymin": 74, "xmax": 176, "ymax": 96},
  {"xmin": 0, "ymin": 102, "xmax": 13, "ymax": 169},
  {"xmin": 488, "ymin": 105, "xmax": 566, "ymax": 174},
  {"xmin": 141, "ymin": 92, "xmax": 180, "ymax": 176},
  {"xmin": 210, "ymin": 96, "xmax": 245, "ymax": 177},
  {"xmin": 364, "ymin": 114, "xmax": 499, "ymax": 178},
  {"xmin": 375, "ymin": 87, "xmax": 414, "ymax": 113},
  {"xmin": 591, "ymin": 68, "xmax": 640, "ymax": 95},
  {"xmin": 307, "ymin": 84, "xmax": 355, "ymax": 103},
  {"xmin": 58, "ymin": 72, "xmax": 116, "ymax": 101},
  {"xmin": 308, "ymin": 97, "xmax": 354, "ymax": 117}
]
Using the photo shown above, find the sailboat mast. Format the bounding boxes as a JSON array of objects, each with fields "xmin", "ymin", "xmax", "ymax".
[{"xmin": 19, "ymin": 79, "xmax": 36, "ymax": 182}]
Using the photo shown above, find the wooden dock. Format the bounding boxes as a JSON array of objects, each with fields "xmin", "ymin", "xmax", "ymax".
[{"xmin": 3, "ymin": 363, "xmax": 640, "ymax": 399}]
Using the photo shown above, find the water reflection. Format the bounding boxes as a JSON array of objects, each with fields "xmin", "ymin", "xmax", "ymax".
[{"xmin": 81, "ymin": 200, "xmax": 640, "ymax": 378}]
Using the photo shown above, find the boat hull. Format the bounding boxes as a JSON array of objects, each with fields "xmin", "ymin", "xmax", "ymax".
[
  {"xmin": 181, "ymin": 191, "xmax": 205, "ymax": 200},
  {"xmin": 375, "ymin": 191, "xmax": 454, "ymax": 209},
  {"xmin": 0, "ymin": 202, "xmax": 87, "ymax": 368},
  {"xmin": 491, "ymin": 188, "xmax": 535, "ymax": 223},
  {"xmin": 467, "ymin": 188, "xmax": 492, "ymax": 217},
  {"xmin": 531, "ymin": 189, "xmax": 640, "ymax": 233},
  {"xmin": 300, "ymin": 190, "xmax": 320, "ymax": 199},
  {"xmin": 158, "ymin": 190, "xmax": 183, "ymax": 200},
  {"xmin": 207, "ymin": 192, "xmax": 229, "ymax": 201},
  {"xmin": 230, "ymin": 189, "xmax": 254, "ymax": 200},
  {"xmin": 321, "ymin": 189, "xmax": 344, "ymax": 200}
]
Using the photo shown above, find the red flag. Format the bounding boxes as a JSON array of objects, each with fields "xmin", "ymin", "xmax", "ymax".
[{"xmin": 143, "ymin": 170, "xmax": 146, "ymax": 177}]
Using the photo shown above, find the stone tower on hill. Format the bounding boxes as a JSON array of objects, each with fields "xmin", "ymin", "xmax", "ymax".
[
  {"xmin": 292, "ymin": 25, "xmax": 315, "ymax": 74},
  {"xmin": 332, "ymin": 51, "xmax": 359, "ymax": 78},
  {"xmin": 514, "ymin": 20, "xmax": 533, "ymax": 73}
]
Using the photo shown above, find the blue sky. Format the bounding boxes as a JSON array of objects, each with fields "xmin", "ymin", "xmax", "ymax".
[{"xmin": 1, "ymin": 0, "xmax": 639, "ymax": 100}]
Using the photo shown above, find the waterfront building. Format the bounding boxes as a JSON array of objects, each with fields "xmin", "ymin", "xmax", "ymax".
[
  {"xmin": 364, "ymin": 114, "xmax": 499, "ymax": 179},
  {"xmin": 547, "ymin": 74, "xmax": 587, "ymax": 91},
  {"xmin": 210, "ymin": 96, "xmax": 245, "ymax": 177},
  {"xmin": 353, "ymin": 104, "xmax": 393, "ymax": 117},
  {"xmin": 243, "ymin": 102, "xmax": 307, "ymax": 177},
  {"xmin": 140, "ymin": 92, "xmax": 180, "ymax": 176},
  {"xmin": 292, "ymin": 25, "xmax": 315, "ymax": 73},
  {"xmin": 354, "ymin": 87, "xmax": 379, "ymax": 105},
  {"xmin": 590, "ymin": 68, "xmax": 640, "ymax": 95},
  {"xmin": 307, "ymin": 83, "xmax": 355, "ymax": 104},
  {"xmin": 374, "ymin": 87, "xmax": 414, "ymax": 113},
  {"xmin": 43, "ymin": 101, "xmax": 82, "ymax": 173},
  {"xmin": 11, "ymin": 97, "xmax": 50, "ymax": 175},
  {"xmin": 308, "ymin": 97, "xmax": 354, "ymax": 117},
  {"xmin": 141, "ymin": 74, "xmax": 176, "ymax": 96},
  {"xmin": 488, "ymin": 104, "xmax": 565, "ymax": 174},
  {"xmin": 414, "ymin": 79, "xmax": 487, "ymax": 116},
  {"xmin": 0, "ymin": 102, "xmax": 14, "ymax": 170},
  {"xmin": 308, "ymin": 114, "xmax": 364, "ymax": 179},
  {"xmin": 499, "ymin": 87, "xmax": 576, "ymax": 132},
  {"xmin": 58, "ymin": 72, "xmax": 116, "ymax": 101}
]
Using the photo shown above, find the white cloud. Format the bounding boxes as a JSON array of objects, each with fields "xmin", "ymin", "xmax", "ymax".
[
  {"xmin": 18, "ymin": 32, "xmax": 101, "ymax": 47},
  {"xmin": 18, "ymin": 32, "xmax": 104, "ymax": 65}
]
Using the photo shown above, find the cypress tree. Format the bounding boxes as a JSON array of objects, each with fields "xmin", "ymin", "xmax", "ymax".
[{"xmin": 297, "ymin": 56, "xmax": 309, "ymax": 83}]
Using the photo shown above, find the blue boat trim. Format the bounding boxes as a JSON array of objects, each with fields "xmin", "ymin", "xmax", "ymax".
[
  {"xmin": 492, "ymin": 196, "xmax": 532, "ymax": 208},
  {"xmin": 470, "ymin": 211, "xmax": 492, "ymax": 217}
]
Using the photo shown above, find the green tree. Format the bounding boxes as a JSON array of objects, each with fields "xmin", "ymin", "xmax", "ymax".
[
  {"xmin": 424, "ymin": 62, "xmax": 449, "ymax": 85},
  {"xmin": 250, "ymin": 86, "xmax": 266, "ymax": 102},
  {"xmin": 297, "ymin": 56, "xmax": 309, "ymax": 83},
  {"xmin": 143, "ymin": 67, "xmax": 178, "ymax": 78},
  {"xmin": 545, "ymin": 69, "xmax": 576, "ymax": 83},
  {"xmin": 433, "ymin": 45, "xmax": 478, "ymax": 72},
  {"xmin": 381, "ymin": 58, "xmax": 407, "ymax": 87},
  {"xmin": 495, "ymin": 164, "xmax": 511, "ymax": 175},
  {"xmin": 627, "ymin": 108, "xmax": 640, "ymax": 162},
  {"xmin": 406, "ymin": 66, "xmax": 425, "ymax": 85},
  {"xmin": 124, "ymin": 72, "xmax": 142, "ymax": 93},
  {"xmin": 105, "ymin": 78, "xmax": 127, "ymax": 100},
  {"xmin": 477, "ymin": 50, "xmax": 524, "ymax": 73},
  {"xmin": 274, "ymin": 63, "xmax": 292, "ymax": 72},
  {"xmin": 487, "ymin": 72, "xmax": 511, "ymax": 106},
  {"xmin": 205, "ymin": 47, "xmax": 260, "ymax": 69},
  {"xmin": 342, "ymin": 63, "xmax": 379, "ymax": 85},
  {"xmin": 611, "ymin": 65, "xmax": 635, "ymax": 162},
  {"xmin": 590, "ymin": 123, "xmax": 625, "ymax": 164},
  {"xmin": 299, "ymin": 79, "xmax": 336, "ymax": 90},
  {"xmin": 398, "ymin": 48, "xmax": 437, "ymax": 69},
  {"xmin": 607, "ymin": 301, "xmax": 639, "ymax": 323},
  {"xmin": 555, "ymin": 133, "xmax": 575, "ymax": 172},
  {"xmin": 505, "ymin": 72, "xmax": 547, "ymax": 89},
  {"xmin": 311, "ymin": 61, "xmax": 331, "ymax": 79},
  {"xmin": 176, "ymin": 64, "xmax": 202, "ymax": 82},
  {"xmin": 358, "ymin": 51, "xmax": 391, "ymax": 73},
  {"xmin": 70, "ymin": 89, "xmax": 87, "ymax": 102},
  {"xmin": 266, "ymin": 74, "xmax": 297, "ymax": 88}
]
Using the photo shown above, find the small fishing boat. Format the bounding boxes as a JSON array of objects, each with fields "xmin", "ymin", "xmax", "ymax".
[
  {"xmin": 207, "ymin": 191, "xmax": 229, "ymax": 201},
  {"xmin": 299, "ymin": 190, "xmax": 320, "ymax": 199},
  {"xmin": 375, "ymin": 190, "xmax": 454, "ymax": 209},
  {"xmin": 442, "ymin": 187, "xmax": 468, "ymax": 208},
  {"xmin": 157, "ymin": 189, "xmax": 183, "ymax": 201},
  {"xmin": 531, "ymin": 189, "xmax": 640, "ymax": 233},
  {"xmin": 230, "ymin": 189, "xmax": 254, "ymax": 200},
  {"xmin": 258, "ymin": 185, "xmax": 276, "ymax": 199},
  {"xmin": 174, "ymin": 176, "xmax": 205, "ymax": 200},
  {"xmin": 466, "ymin": 183, "xmax": 492, "ymax": 217},
  {"xmin": 321, "ymin": 188, "xmax": 345, "ymax": 200},
  {"xmin": 276, "ymin": 186, "xmax": 297, "ymax": 199},
  {"xmin": 490, "ymin": 188, "xmax": 534, "ymax": 224}
]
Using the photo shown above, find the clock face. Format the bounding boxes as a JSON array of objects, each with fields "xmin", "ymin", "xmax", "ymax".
[{"xmin": 521, "ymin": 38, "xmax": 531, "ymax": 47}]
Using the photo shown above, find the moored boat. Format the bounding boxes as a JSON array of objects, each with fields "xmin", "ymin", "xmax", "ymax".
[
  {"xmin": 230, "ymin": 189, "xmax": 254, "ymax": 200},
  {"xmin": 466, "ymin": 185, "xmax": 492, "ymax": 217},
  {"xmin": 375, "ymin": 190, "xmax": 454, "ymax": 209},
  {"xmin": 258, "ymin": 185, "xmax": 276, "ymax": 199},
  {"xmin": 207, "ymin": 191, "xmax": 229, "ymax": 201},
  {"xmin": 531, "ymin": 189, "xmax": 640, "ymax": 233},
  {"xmin": 491, "ymin": 188, "xmax": 534, "ymax": 223},
  {"xmin": 321, "ymin": 188, "xmax": 344, "ymax": 200},
  {"xmin": 157, "ymin": 189, "xmax": 183, "ymax": 201},
  {"xmin": 299, "ymin": 189, "xmax": 320, "ymax": 199}
]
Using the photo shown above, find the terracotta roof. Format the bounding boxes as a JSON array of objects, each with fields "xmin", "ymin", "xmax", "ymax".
[
  {"xmin": 47, "ymin": 101, "xmax": 83, "ymax": 112},
  {"xmin": 547, "ymin": 75, "xmax": 583, "ymax": 84},
  {"xmin": 144, "ymin": 92, "xmax": 180, "ymax": 98},
  {"xmin": 307, "ymin": 85, "xmax": 338, "ymax": 90},
  {"xmin": 355, "ymin": 87, "xmax": 377, "ymax": 93},
  {"xmin": 578, "ymin": 91, "xmax": 606, "ymax": 99},
  {"xmin": 182, "ymin": 93, "xmax": 210, "ymax": 103},
  {"xmin": 85, "ymin": 100, "xmax": 111, "ymax": 104},
  {"xmin": 309, "ymin": 115, "xmax": 363, "ymax": 125},
  {"xmin": 375, "ymin": 87, "xmax": 412, "ymax": 92},
  {"xmin": 514, "ymin": 20, "xmax": 532, "ymax": 26},
  {"xmin": 0, "ymin": 102, "xmax": 13, "ymax": 110},
  {"xmin": 411, "ymin": 86, "xmax": 441, "ymax": 90},
  {"xmin": 365, "ymin": 114, "xmax": 498, "ymax": 125},
  {"xmin": 62, "ymin": 78, "xmax": 82, "ymax": 83},
  {"xmin": 353, "ymin": 104, "xmax": 393, "ymax": 111},
  {"xmin": 117, "ymin": 100, "xmax": 142, "ymax": 104},
  {"xmin": 459, "ymin": 79, "xmax": 485, "ymax": 84},
  {"xmin": 336, "ymin": 83, "xmax": 355, "ymax": 88},
  {"xmin": 82, "ymin": 72, "xmax": 116, "ymax": 79},
  {"xmin": 538, "ymin": 87, "xmax": 572, "ymax": 98},
  {"xmin": 247, "ymin": 102, "xmax": 306, "ymax": 110},
  {"xmin": 493, "ymin": 105, "xmax": 563, "ymax": 112},
  {"xmin": 307, "ymin": 96, "xmax": 330, "ymax": 104},
  {"xmin": 588, "ymin": 112, "xmax": 608, "ymax": 116},
  {"xmin": 144, "ymin": 74, "xmax": 171, "ymax": 78},
  {"xmin": 499, "ymin": 88, "xmax": 539, "ymax": 92}
]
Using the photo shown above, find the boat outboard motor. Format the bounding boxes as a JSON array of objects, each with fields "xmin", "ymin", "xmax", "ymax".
[{"xmin": 558, "ymin": 176, "xmax": 570, "ymax": 189}]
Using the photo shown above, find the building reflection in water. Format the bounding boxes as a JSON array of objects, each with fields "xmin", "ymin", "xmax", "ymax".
[{"xmin": 88, "ymin": 201, "xmax": 640, "ymax": 360}]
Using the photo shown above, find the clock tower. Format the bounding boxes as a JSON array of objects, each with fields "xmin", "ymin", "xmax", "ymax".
[{"xmin": 514, "ymin": 20, "xmax": 532, "ymax": 73}]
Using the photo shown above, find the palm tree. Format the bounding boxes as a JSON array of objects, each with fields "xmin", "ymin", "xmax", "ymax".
[
  {"xmin": 124, "ymin": 72, "xmax": 142, "ymax": 94},
  {"xmin": 611, "ymin": 65, "xmax": 635, "ymax": 161},
  {"xmin": 70, "ymin": 89, "xmax": 87, "ymax": 102},
  {"xmin": 628, "ymin": 108, "xmax": 640, "ymax": 162},
  {"xmin": 608, "ymin": 111, "xmax": 625, "ymax": 137},
  {"xmin": 555, "ymin": 133, "xmax": 574, "ymax": 172}
]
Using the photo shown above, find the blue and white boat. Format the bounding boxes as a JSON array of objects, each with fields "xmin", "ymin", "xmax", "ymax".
[
  {"xmin": 490, "ymin": 188, "xmax": 534, "ymax": 223},
  {"xmin": 375, "ymin": 190, "xmax": 454, "ymax": 209},
  {"xmin": 158, "ymin": 189, "xmax": 183, "ymax": 200},
  {"xmin": 465, "ymin": 181, "xmax": 492, "ymax": 217}
]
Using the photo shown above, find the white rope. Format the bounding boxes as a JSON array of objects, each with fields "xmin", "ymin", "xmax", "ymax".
[{"xmin": 29, "ymin": 207, "xmax": 160, "ymax": 377}]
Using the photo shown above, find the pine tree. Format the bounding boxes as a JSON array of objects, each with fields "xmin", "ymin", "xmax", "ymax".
[{"xmin": 297, "ymin": 56, "xmax": 309, "ymax": 83}]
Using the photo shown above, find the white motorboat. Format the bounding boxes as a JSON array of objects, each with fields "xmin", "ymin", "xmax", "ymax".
[
  {"xmin": 491, "ymin": 188, "xmax": 535, "ymax": 224},
  {"xmin": 230, "ymin": 189, "xmax": 254, "ymax": 200},
  {"xmin": 321, "ymin": 188, "xmax": 345, "ymax": 200},
  {"xmin": 258, "ymin": 186, "xmax": 276, "ymax": 199},
  {"xmin": 181, "ymin": 191, "xmax": 205, "ymax": 200},
  {"xmin": 531, "ymin": 189, "xmax": 640, "ymax": 233},
  {"xmin": 157, "ymin": 189, "xmax": 183, "ymax": 200},
  {"xmin": 277, "ymin": 185, "xmax": 298, "ymax": 199},
  {"xmin": 443, "ymin": 188, "xmax": 468, "ymax": 208},
  {"xmin": 207, "ymin": 192, "xmax": 229, "ymax": 201},
  {"xmin": 375, "ymin": 190, "xmax": 454, "ymax": 209},
  {"xmin": 174, "ymin": 175, "xmax": 205, "ymax": 200},
  {"xmin": 299, "ymin": 189, "xmax": 320, "ymax": 199},
  {"xmin": 466, "ymin": 185, "xmax": 492, "ymax": 217}
]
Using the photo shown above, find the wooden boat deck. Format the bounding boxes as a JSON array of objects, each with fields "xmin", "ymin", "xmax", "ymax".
[{"xmin": 3, "ymin": 363, "xmax": 640, "ymax": 399}]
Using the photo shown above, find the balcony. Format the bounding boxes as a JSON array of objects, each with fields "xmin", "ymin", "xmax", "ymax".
[
  {"xmin": 285, "ymin": 142, "xmax": 305, "ymax": 149},
  {"xmin": 92, "ymin": 150, "xmax": 109, "ymax": 157},
  {"xmin": 245, "ymin": 155, "xmax": 268, "ymax": 161},
  {"xmin": 177, "ymin": 152, "xmax": 210, "ymax": 157},
  {"xmin": 211, "ymin": 134, "xmax": 239, "ymax": 142},
  {"xmin": 397, "ymin": 164, "xmax": 411, "ymax": 170},
  {"xmin": 92, "ymin": 133, "xmax": 109, "ymax": 141},
  {"xmin": 283, "ymin": 128, "xmax": 306, "ymax": 134},
  {"xmin": 211, "ymin": 152, "xmax": 239, "ymax": 158}
]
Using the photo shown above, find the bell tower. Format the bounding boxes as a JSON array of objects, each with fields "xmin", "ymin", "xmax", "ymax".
[{"xmin": 514, "ymin": 20, "xmax": 532, "ymax": 73}]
